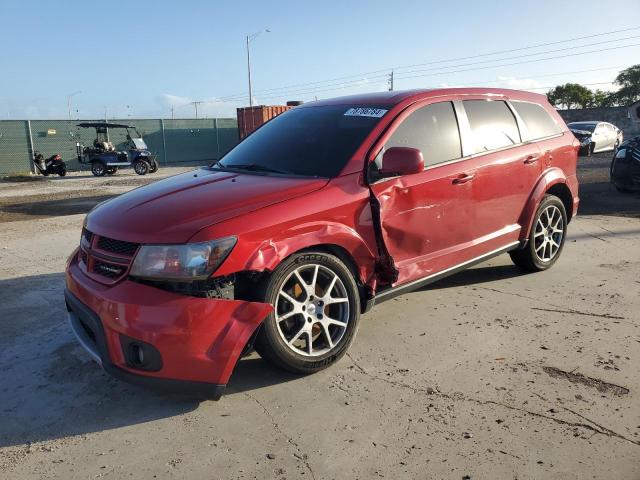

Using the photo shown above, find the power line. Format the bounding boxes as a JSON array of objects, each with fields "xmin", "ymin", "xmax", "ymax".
[
  {"xmin": 219, "ymin": 25, "xmax": 640, "ymax": 100},
  {"xmin": 393, "ymin": 42, "xmax": 640, "ymax": 82},
  {"xmin": 224, "ymin": 43, "xmax": 640, "ymax": 102},
  {"xmin": 220, "ymin": 39, "xmax": 640, "ymax": 102},
  {"xmin": 392, "ymin": 34, "xmax": 640, "ymax": 78}
]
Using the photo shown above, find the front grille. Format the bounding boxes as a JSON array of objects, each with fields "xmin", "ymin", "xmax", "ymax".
[
  {"xmin": 96, "ymin": 236, "xmax": 139, "ymax": 256},
  {"xmin": 93, "ymin": 260, "xmax": 126, "ymax": 279},
  {"xmin": 78, "ymin": 231, "xmax": 139, "ymax": 283}
]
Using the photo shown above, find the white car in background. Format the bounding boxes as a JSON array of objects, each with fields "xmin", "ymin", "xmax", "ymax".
[{"xmin": 568, "ymin": 121, "xmax": 624, "ymax": 156}]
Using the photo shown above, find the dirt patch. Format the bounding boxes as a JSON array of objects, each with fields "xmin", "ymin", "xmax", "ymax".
[
  {"xmin": 0, "ymin": 191, "xmax": 115, "ymax": 222},
  {"xmin": 543, "ymin": 366, "xmax": 629, "ymax": 396}
]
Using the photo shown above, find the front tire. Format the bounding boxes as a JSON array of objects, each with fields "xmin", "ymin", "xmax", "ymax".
[
  {"xmin": 254, "ymin": 252, "xmax": 361, "ymax": 374},
  {"xmin": 510, "ymin": 194, "xmax": 567, "ymax": 272},
  {"xmin": 133, "ymin": 160, "xmax": 150, "ymax": 175}
]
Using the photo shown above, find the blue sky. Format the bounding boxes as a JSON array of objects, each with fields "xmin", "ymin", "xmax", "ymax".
[{"xmin": 1, "ymin": 0, "xmax": 639, "ymax": 119}]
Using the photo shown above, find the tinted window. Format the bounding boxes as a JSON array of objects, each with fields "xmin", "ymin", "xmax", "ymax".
[
  {"xmin": 463, "ymin": 100, "xmax": 521, "ymax": 153},
  {"xmin": 217, "ymin": 105, "xmax": 388, "ymax": 178},
  {"xmin": 383, "ymin": 102, "xmax": 462, "ymax": 168},
  {"xmin": 512, "ymin": 101, "xmax": 561, "ymax": 140}
]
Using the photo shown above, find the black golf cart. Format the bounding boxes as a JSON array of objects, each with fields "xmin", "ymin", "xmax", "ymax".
[{"xmin": 76, "ymin": 122, "xmax": 159, "ymax": 177}]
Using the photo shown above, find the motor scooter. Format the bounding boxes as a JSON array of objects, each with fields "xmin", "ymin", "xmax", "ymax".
[{"xmin": 33, "ymin": 152, "xmax": 67, "ymax": 177}]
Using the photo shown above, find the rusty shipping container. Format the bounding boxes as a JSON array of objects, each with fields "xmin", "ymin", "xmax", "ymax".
[{"xmin": 236, "ymin": 105, "xmax": 291, "ymax": 140}]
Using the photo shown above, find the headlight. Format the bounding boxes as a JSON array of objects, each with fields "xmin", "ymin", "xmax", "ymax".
[
  {"xmin": 130, "ymin": 237, "xmax": 237, "ymax": 281},
  {"xmin": 615, "ymin": 149, "xmax": 627, "ymax": 159}
]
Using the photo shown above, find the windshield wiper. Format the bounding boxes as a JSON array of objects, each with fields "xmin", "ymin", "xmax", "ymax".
[{"xmin": 215, "ymin": 163, "xmax": 292, "ymax": 175}]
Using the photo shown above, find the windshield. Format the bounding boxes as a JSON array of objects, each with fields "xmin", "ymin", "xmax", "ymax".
[
  {"xmin": 568, "ymin": 122, "xmax": 596, "ymax": 132},
  {"xmin": 131, "ymin": 138, "xmax": 148, "ymax": 150},
  {"xmin": 216, "ymin": 105, "xmax": 389, "ymax": 177}
]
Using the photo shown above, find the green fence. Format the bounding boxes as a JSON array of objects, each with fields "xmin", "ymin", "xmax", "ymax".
[{"xmin": 0, "ymin": 118, "xmax": 239, "ymax": 175}]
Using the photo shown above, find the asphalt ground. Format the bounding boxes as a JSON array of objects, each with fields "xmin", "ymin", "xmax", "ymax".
[{"xmin": 0, "ymin": 153, "xmax": 638, "ymax": 479}]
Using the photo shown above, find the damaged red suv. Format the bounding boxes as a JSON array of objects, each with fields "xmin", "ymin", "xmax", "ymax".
[{"xmin": 65, "ymin": 88, "xmax": 579, "ymax": 399}]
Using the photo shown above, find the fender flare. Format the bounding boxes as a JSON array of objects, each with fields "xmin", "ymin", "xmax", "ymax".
[{"xmin": 518, "ymin": 168, "xmax": 568, "ymax": 241}]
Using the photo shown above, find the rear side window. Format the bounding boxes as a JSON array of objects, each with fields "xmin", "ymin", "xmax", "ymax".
[
  {"xmin": 511, "ymin": 101, "xmax": 561, "ymax": 140},
  {"xmin": 463, "ymin": 100, "xmax": 521, "ymax": 153},
  {"xmin": 383, "ymin": 101, "xmax": 462, "ymax": 168}
]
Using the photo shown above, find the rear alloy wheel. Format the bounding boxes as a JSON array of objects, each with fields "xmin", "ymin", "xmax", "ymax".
[
  {"xmin": 91, "ymin": 161, "xmax": 106, "ymax": 177},
  {"xmin": 254, "ymin": 252, "xmax": 360, "ymax": 374},
  {"xmin": 510, "ymin": 194, "xmax": 567, "ymax": 272},
  {"xmin": 134, "ymin": 160, "xmax": 150, "ymax": 175}
]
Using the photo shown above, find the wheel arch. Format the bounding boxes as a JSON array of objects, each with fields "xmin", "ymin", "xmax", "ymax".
[
  {"xmin": 230, "ymin": 241, "xmax": 374, "ymax": 315},
  {"xmin": 546, "ymin": 183, "xmax": 573, "ymax": 224},
  {"xmin": 519, "ymin": 168, "xmax": 573, "ymax": 241}
]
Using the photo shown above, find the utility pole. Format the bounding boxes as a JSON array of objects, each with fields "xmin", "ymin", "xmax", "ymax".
[
  {"xmin": 190, "ymin": 101, "xmax": 204, "ymax": 119},
  {"xmin": 388, "ymin": 69, "xmax": 394, "ymax": 92},
  {"xmin": 170, "ymin": 106, "xmax": 175, "ymax": 120}
]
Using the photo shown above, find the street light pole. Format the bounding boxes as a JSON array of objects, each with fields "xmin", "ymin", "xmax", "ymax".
[
  {"xmin": 246, "ymin": 35, "xmax": 253, "ymax": 107},
  {"xmin": 246, "ymin": 29, "xmax": 270, "ymax": 107},
  {"xmin": 67, "ymin": 91, "xmax": 82, "ymax": 120}
]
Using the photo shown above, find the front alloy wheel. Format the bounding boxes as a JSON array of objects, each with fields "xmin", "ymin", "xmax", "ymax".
[{"xmin": 254, "ymin": 252, "xmax": 360, "ymax": 373}]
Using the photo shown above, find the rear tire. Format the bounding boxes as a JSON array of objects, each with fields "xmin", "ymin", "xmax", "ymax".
[
  {"xmin": 510, "ymin": 194, "xmax": 567, "ymax": 272},
  {"xmin": 91, "ymin": 161, "xmax": 106, "ymax": 177},
  {"xmin": 58, "ymin": 168, "xmax": 66, "ymax": 177},
  {"xmin": 254, "ymin": 252, "xmax": 361, "ymax": 374}
]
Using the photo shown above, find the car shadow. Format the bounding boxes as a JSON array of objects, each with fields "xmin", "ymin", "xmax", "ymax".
[
  {"xmin": 417, "ymin": 264, "xmax": 528, "ymax": 291},
  {"xmin": 0, "ymin": 272, "xmax": 299, "ymax": 448}
]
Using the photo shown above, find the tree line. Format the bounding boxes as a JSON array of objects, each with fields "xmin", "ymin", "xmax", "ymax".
[{"xmin": 547, "ymin": 64, "xmax": 640, "ymax": 110}]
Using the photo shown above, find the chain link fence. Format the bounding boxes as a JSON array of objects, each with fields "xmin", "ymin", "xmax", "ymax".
[{"xmin": 0, "ymin": 118, "xmax": 238, "ymax": 175}]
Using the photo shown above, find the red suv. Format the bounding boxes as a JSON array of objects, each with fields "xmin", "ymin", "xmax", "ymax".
[{"xmin": 65, "ymin": 88, "xmax": 579, "ymax": 399}]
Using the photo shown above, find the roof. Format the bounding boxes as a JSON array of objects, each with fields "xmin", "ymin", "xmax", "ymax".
[
  {"xmin": 76, "ymin": 122, "xmax": 134, "ymax": 129},
  {"xmin": 301, "ymin": 88, "xmax": 548, "ymax": 107}
]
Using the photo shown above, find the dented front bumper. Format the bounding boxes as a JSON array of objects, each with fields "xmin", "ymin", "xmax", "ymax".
[{"xmin": 65, "ymin": 259, "xmax": 272, "ymax": 399}]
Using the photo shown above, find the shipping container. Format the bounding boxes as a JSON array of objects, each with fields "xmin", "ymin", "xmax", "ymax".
[{"xmin": 236, "ymin": 105, "xmax": 291, "ymax": 140}]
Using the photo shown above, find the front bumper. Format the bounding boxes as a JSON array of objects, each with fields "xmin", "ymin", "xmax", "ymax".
[{"xmin": 65, "ymin": 257, "xmax": 272, "ymax": 399}]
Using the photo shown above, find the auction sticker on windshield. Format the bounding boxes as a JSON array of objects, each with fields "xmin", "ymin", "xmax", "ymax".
[{"xmin": 344, "ymin": 107, "xmax": 388, "ymax": 118}]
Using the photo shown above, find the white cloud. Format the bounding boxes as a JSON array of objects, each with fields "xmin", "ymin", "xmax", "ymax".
[
  {"xmin": 156, "ymin": 93, "xmax": 240, "ymax": 118},
  {"xmin": 495, "ymin": 76, "xmax": 543, "ymax": 91}
]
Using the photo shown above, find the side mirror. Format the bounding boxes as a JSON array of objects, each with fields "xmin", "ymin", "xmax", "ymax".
[{"xmin": 379, "ymin": 147, "xmax": 424, "ymax": 177}]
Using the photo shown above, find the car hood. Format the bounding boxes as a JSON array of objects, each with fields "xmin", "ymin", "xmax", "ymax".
[
  {"xmin": 569, "ymin": 128, "xmax": 592, "ymax": 136},
  {"xmin": 86, "ymin": 168, "xmax": 328, "ymax": 243}
]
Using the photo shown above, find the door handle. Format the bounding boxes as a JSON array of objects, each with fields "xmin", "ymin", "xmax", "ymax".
[
  {"xmin": 452, "ymin": 173, "xmax": 475, "ymax": 185},
  {"xmin": 523, "ymin": 154, "xmax": 540, "ymax": 164}
]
